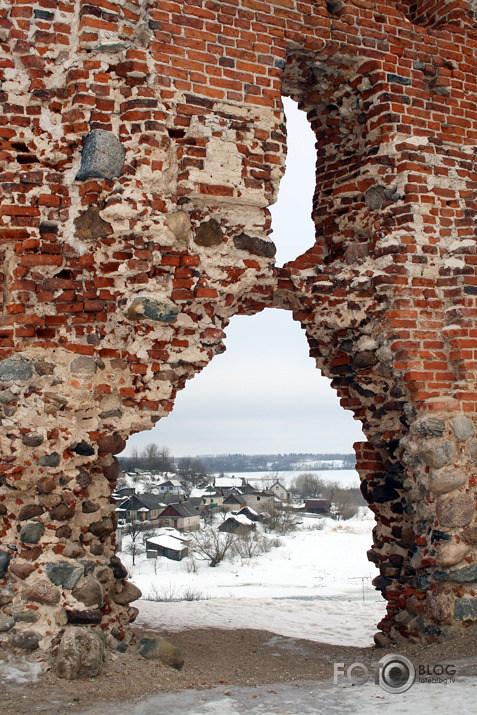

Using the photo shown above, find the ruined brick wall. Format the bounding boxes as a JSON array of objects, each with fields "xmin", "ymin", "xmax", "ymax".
[{"xmin": 1, "ymin": 0, "xmax": 477, "ymax": 673}]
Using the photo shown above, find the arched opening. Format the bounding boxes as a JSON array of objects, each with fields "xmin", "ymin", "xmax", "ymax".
[{"xmin": 115, "ymin": 98, "xmax": 387, "ymax": 647}]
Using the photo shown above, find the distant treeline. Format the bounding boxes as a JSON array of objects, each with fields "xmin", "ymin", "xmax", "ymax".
[{"xmin": 192, "ymin": 452, "xmax": 356, "ymax": 473}]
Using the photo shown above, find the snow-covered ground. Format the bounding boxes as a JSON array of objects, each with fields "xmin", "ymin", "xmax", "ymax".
[
  {"xmin": 122, "ymin": 512, "xmax": 386, "ymax": 648},
  {"xmin": 215, "ymin": 469, "xmax": 360, "ymax": 489}
]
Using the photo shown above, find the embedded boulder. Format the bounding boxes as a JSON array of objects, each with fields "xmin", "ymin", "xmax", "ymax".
[{"xmin": 56, "ymin": 627, "xmax": 105, "ymax": 679}]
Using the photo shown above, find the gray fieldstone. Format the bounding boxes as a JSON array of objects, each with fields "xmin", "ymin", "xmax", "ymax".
[
  {"xmin": 111, "ymin": 580, "xmax": 142, "ymax": 605},
  {"xmin": 12, "ymin": 608, "xmax": 39, "ymax": 623},
  {"xmin": 434, "ymin": 563, "xmax": 477, "ymax": 582},
  {"xmin": 0, "ymin": 389, "xmax": 16, "ymax": 403},
  {"xmin": 365, "ymin": 185, "xmax": 387, "ymax": 209},
  {"xmin": 38, "ymin": 452, "xmax": 60, "ymax": 467},
  {"xmin": 412, "ymin": 417, "xmax": 446, "ymax": 438},
  {"xmin": 22, "ymin": 432, "xmax": 44, "ymax": 447},
  {"xmin": 75, "ymin": 130, "xmax": 126, "ymax": 181},
  {"xmin": 0, "ymin": 549, "xmax": 11, "ymax": 577},
  {"xmin": 463, "ymin": 525, "xmax": 477, "ymax": 544},
  {"xmin": 418, "ymin": 440, "xmax": 454, "ymax": 468},
  {"xmin": 233, "ymin": 232, "xmax": 276, "ymax": 257},
  {"xmin": 127, "ymin": 297, "xmax": 179, "ymax": 323},
  {"xmin": 452, "ymin": 415, "xmax": 474, "ymax": 441},
  {"xmin": 20, "ymin": 521, "xmax": 45, "ymax": 544},
  {"xmin": 455, "ymin": 598, "xmax": 477, "ymax": 621},
  {"xmin": 0, "ymin": 585, "xmax": 14, "ymax": 606},
  {"xmin": 46, "ymin": 562, "xmax": 83, "ymax": 589},
  {"xmin": 436, "ymin": 492, "xmax": 475, "ymax": 528},
  {"xmin": 69, "ymin": 356, "xmax": 97, "ymax": 375},
  {"xmin": 429, "ymin": 469, "xmax": 466, "ymax": 496},
  {"xmin": 0, "ymin": 615, "xmax": 15, "ymax": 632},
  {"xmin": 49, "ymin": 503, "xmax": 74, "ymax": 521},
  {"xmin": 72, "ymin": 579, "xmax": 104, "ymax": 607},
  {"xmin": 88, "ymin": 517, "xmax": 115, "ymax": 538},
  {"xmin": 66, "ymin": 608, "xmax": 103, "ymax": 624},
  {"xmin": 136, "ymin": 634, "xmax": 184, "ymax": 670},
  {"xmin": 468, "ymin": 438, "xmax": 477, "ymax": 465},
  {"xmin": 11, "ymin": 631, "xmax": 40, "ymax": 651},
  {"xmin": 166, "ymin": 211, "xmax": 191, "ymax": 242},
  {"xmin": 56, "ymin": 627, "xmax": 105, "ymax": 679},
  {"xmin": 0, "ymin": 356, "xmax": 32, "ymax": 382}
]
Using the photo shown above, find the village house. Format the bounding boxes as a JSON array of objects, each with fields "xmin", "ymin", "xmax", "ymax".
[
  {"xmin": 146, "ymin": 529, "xmax": 189, "ymax": 561},
  {"xmin": 241, "ymin": 490, "xmax": 275, "ymax": 512},
  {"xmin": 219, "ymin": 513, "xmax": 257, "ymax": 536},
  {"xmin": 222, "ymin": 493, "xmax": 247, "ymax": 512},
  {"xmin": 304, "ymin": 499, "xmax": 331, "ymax": 515},
  {"xmin": 153, "ymin": 478, "xmax": 183, "ymax": 495},
  {"xmin": 269, "ymin": 480, "xmax": 292, "ymax": 502},
  {"xmin": 117, "ymin": 492, "xmax": 165, "ymax": 521},
  {"xmin": 157, "ymin": 501, "xmax": 200, "ymax": 531}
]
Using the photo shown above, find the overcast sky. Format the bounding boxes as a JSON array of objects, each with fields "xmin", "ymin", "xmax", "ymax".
[{"xmin": 123, "ymin": 99, "xmax": 364, "ymax": 457}]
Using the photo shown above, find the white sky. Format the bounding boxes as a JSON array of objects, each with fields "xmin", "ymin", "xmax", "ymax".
[{"xmin": 123, "ymin": 99, "xmax": 364, "ymax": 457}]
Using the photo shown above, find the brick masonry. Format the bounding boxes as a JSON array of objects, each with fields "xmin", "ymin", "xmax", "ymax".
[{"xmin": 1, "ymin": 0, "xmax": 477, "ymax": 670}]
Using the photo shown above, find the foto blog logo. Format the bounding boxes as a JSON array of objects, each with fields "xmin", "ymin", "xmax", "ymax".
[{"xmin": 334, "ymin": 654, "xmax": 416, "ymax": 693}]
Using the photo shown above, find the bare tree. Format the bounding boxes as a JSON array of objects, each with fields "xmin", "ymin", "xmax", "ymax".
[
  {"xmin": 290, "ymin": 473, "xmax": 324, "ymax": 499},
  {"xmin": 262, "ymin": 502, "xmax": 299, "ymax": 535},
  {"xmin": 190, "ymin": 529, "xmax": 235, "ymax": 567},
  {"xmin": 124, "ymin": 541, "xmax": 144, "ymax": 566}
]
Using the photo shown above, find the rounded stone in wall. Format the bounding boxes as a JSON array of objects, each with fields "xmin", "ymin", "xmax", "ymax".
[
  {"xmin": 56, "ymin": 627, "xmax": 105, "ymax": 679},
  {"xmin": 429, "ymin": 469, "xmax": 466, "ymax": 496},
  {"xmin": 418, "ymin": 440, "xmax": 455, "ymax": 469},
  {"xmin": 436, "ymin": 492, "xmax": 475, "ymax": 528}
]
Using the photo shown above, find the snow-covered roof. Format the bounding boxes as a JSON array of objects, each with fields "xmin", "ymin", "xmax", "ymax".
[
  {"xmin": 147, "ymin": 535, "xmax": 187, "ymax": 551},
  {"xmin": 229, "ymin": 513, "xmax": 255, "ymax": 525},
  {"xmin": 215, "ymin": 476, "xmax": 243, "ymax": 488}
]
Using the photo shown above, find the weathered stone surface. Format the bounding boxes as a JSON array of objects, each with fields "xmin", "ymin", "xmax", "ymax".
[
  {"xmin": 351, "ymin": 350, "xmax": 378, "ymax": 370},
  {"xmin": 88, "ymin": 517, "xmax": 114, "ymax": 538},
  {"xmin": 374, "ymin": 632, "xmax": 392, "ymax": 648},
  {"xmin": 127, "ymin": 298, "xmax": 179, "ymax": 323},
  {"xmin": 13, "ymin": 608, "xmax": 39, "ymax": 623},
  {"xmin": 365, "ymin": 186, "xmax": 386, "ymax": 209},
  {"xmin": 37, "ymin": 476, "xmax": 56, "ymax": 493},
  {"xmin": 429, "ymin": 469, "xmax": 466, "ymax": 496},
  {"xmin": 0, "ymin": 585, "xmax": 14, "ymax": 606},
  {"xmin": 55, "ymin": 524, "xmax": 72, "ymax": 539},
  {"xmin": 0, "ymin": 357, "xmax": 32, "ymax": 382},
  {"xmin": 109, "ymin": 555, "xmax": 128, "ymax": 579},
  {"xmin": 462, "ymin": 525, "xmax": 477, "ymax": 544},
  {"xmin": 166, "ymin": 211, "xmax": 191, "ymax": 242},
  {"xmin": 11, "ymin": 631, "xmax": 40, "ymax": 651},
  {"xmin": 434, "ymin": 563, "xmax": 477, "ymax": 582},
  {"xmin": 21, "ymin": 432, "xmax": 44, "ymax": 447},
  {"xmin": 10, "ymin": 562, "xmax": 35, "ymax": 579},
  {"xmin": 452, "ymin": 415, "xmax": 474, "ymax": 441},
  {"xmin": 46, "ymin": 562, "xmax": 83, "ymax": 589},
  {"xmin": 436, "ymin": 542, "xmax": 471, "ymax": 568},
  {"xmin": 97, "ymin": 433, "xmax": 126, "ymax": 454},
  {"xmin": 75, "ymin": 130, "xmax": 125, "ymax": 181},
  {"xmin": 0, "ymin": 615, "xmax": 15, "ymax": 632},
  {"xmin": 412, "ymin": 417, "xmax": 446, "ymax": 438},
  {"xmin": 419, "ymin": 440, "xmax": 455, "ymax": 469},
  {"xmin": 76, "ymin": 469, "xmax": 92, "ymax": 488},
  {"xmin": 49, "ymin": 504, "xmax": 75, "ymax": 521},
  {"xmin": 56, "ymin": 627, "xmax": 105, "ymax": 679},
  {"xmin": 71, "ymin": 441, "xmax": 95, "ymax": 456},
  {"xmin": 102, "ymin": 458, "xmax": 120, "ymax": 481},
  {"xmin": 66, "ymin": 608, "xmax": 103, "ymax": 624},
  {"xmin": 0, "ymin": 549, "xmax": 11, "ymax": 577},
  {"xmin": 38, "ymin": 452, "xmax": 60, "ymax": 467},
  {"xmin": 455, "ymin": 598, "xmax": 477, "ymax": 621},
  {"xmin": 23, "ymin": 579, "xmax": 60, "ymax": 605},
  {"xmin": 436, "ymin": 493, "xmax": 475, "ymax": 528},
  {"xmin": 111, "ymin": 580, "xmax": 142, "ymax": 605},
  {"xmin": 72, "ymin": 579, "xmax": 104, "ymax": 607},
  {"xmin": 74, "ymin": 206, "xmax": 113, "ymax": 241},
  {"xmin": 233, "ymin": 232, "xmax": 276, "ymax": 257},
  {"xmin": 18, "ymin": 504, "xmax": 43, "ymax": 521},
  {"xmin": 69, "ymin": 357, "xmax": 97, "ymax": 375},
  {"xmin": 82, "ymin": 500, "xmax": 100, "ymax": 513},
  {"xmin": 136, "ymin": 634, "xmax": 184, "ymax": 670},
  {"xmin": 0, "ymin": 503, "xmax": 7, "ymax": 516},
  {"xmin": 20, "ymin": 521, "xmax": 45, "ymax": 544},
  {"xmin": 194, "ymin": 218, "xmax": 224, "ymax": 246}
]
